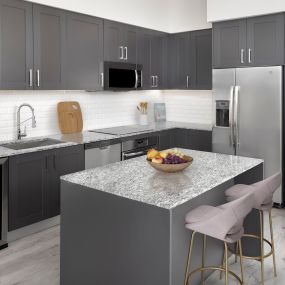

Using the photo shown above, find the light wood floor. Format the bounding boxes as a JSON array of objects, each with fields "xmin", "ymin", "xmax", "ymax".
[{"xmin": 0, "ymin": 209, "xmax": 284, "ymax": 285}]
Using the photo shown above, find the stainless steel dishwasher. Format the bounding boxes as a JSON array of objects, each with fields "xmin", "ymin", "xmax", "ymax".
[{"xmin": 85, "ymin": 141, "xmax": 121, "ymax": 169}]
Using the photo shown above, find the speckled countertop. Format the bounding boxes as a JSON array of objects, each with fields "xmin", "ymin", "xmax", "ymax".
[
  {"xmin": 62, "ymin": 149, "xmax": 263, "ymax": 210},
  {"xmin": 0, "ymin": 121, "xmax": 212, "ymax": 158}
]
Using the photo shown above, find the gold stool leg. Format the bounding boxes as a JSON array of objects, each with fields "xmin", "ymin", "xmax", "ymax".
[
  {"xmin": 238, "ymin": 239, "xmax": 244, "ymax": 284},
  {"xmin": 224, "ymin": 242, "xmax": 229, "ymax": 285},
  {"xmin": 201, "ymin": 235, "xmax": 207, "ymax": 285},
  {"xmin": 184, "ymin": 231, "xmax": 196, "ymax": 285},
  {"xmin": 220, "ymin": 246, "xmax": 225, "ymax": 280},
  {"xmin": 269, "ymin": 209, "xmax": 277, "ymax": 277},
  {"xmin": 260, "ymin": 210, "xmax": 265, "ymax": 285},
  {"xmin": 235, "ymin": 241, "xmax": 239, "ymax": 263}
]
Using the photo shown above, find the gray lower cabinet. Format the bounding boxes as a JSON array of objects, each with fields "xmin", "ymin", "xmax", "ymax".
[
  {"xmin": 104, "ymin": 20, "xmax": 137, "ymax": 63},
  {"xmin": 158, "ymin": 129, "xmax": 212, "ymax": 152},
  {"xmin": 66, "ymin": 12, "xmax": 103, "ymax": 90},
  {"xmin": 9, "ymin": 145, "xmax": 84, "ymax": 231},
  {"xmin": 213, "ymin": 13, "xmax": 284, "ymax": 68},
  {"xmin": 0, "ymin": 0, "xmax": 33, "ymax": 89},
  {"xmin": 33, "ymin": 5, "xmax": 66, "ymax": 90},
  {"xmin": 175, "ymin": 129, "xmax": 212, "ymax": 152}
]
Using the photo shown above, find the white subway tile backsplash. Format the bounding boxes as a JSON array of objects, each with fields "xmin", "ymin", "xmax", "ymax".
[{"xmin": 0, "ymin": 89, "xmax": 212, "ymax": 141}]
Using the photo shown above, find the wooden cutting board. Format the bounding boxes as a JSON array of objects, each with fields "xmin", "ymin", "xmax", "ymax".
[{"xmin": 57, "ymin": 101, "xmax": 83, "ymax": 134}]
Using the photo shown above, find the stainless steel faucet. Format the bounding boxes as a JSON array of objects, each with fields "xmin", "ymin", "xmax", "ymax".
[{"xmin": 16, "ymin": 103, "xmax": 37, "ymax": 140}]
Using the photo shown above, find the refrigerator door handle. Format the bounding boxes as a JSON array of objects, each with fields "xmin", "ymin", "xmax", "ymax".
[
  {"xmin": 234, "ymin": 86, "xmax": 240, "ymax": 147},
  {"xmin": 229, "ymin": 86, "xmax": 235, "ymax": 147}
]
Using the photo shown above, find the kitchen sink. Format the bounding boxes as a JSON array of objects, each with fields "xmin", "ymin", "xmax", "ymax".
[{"xmin": 0, "ymin": 138, "xmax": 65, "ymax": 150}]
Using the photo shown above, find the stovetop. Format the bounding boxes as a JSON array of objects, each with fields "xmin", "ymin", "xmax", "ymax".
[{"xmin": 89, "ymin": 125, "xmax": 154, "ymax": 136}]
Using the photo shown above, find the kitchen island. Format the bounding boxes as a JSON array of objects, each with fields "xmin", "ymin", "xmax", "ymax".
[{"xmin": 60, "ymin": 149, "xmax": 263, "ymax": 285}]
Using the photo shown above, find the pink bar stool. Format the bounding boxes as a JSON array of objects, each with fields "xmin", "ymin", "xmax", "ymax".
[
  {"xmin": 225, "ymin": 173, "xmax": 282, "ymax": 285},
  {"xmin": 184, "ymin": 193, "xmax": 254, "ymax": 285}
]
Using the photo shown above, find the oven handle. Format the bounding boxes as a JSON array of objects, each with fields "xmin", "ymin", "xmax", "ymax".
[
  {"xmin": 123, "ymin": 150, "xmax": 146, "ymax": 159},
  {"xmin": 134, "ymin": 69, "xmax": 138, "ymax": 89}
]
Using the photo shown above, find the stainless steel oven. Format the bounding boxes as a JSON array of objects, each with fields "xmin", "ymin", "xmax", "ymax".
[
  {"xmin": 103, "ymin": 61, "xmax": 142, "ymax": 91},
  {"xmin": 122, "ymin": 136, "xmax": 158, "ymax": 160},
  {"xmin": 0, "ymin": 157, "xmax": 8, "ymax": 250}
]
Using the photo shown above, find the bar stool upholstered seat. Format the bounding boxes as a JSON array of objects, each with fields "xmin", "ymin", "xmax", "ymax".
[
  {"xmin": 225, "ymin": 173, "xmax": 282, "ymax": 285},
  {"xmin": 184, "ymin": 193, "xmax": 254, "ymax": 285}
]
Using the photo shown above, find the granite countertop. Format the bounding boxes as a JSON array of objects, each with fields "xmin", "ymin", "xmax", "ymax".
[
  {"xmin": 0, "ymin": 121, "xmax": 212, "ymax": 158},
  {"xmin": 62, "ymin": 149, "xmax": 263, "ymax": 210}
]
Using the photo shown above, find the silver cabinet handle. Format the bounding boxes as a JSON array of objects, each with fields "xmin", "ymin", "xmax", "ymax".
[
  {"xmin": 100, "ymin": 72, "xmax": 104, "ymax": 88},
  {"xmin": 229, "ymin": 86, "xmax": 235, "ymax": 147},
  {"xmin": 234, "ymin": 86, "xmax": 240, "ymax": 147},
  {"xmin": 36, "ymin": 69, "xmax": 40, "ymax": 87},
  {"xmin": 29, "ymin": 69, "xmax": 33, "ymax": 87},
  {"xmin": 241, "ymin": 49, "xmax": 245, "ymax": 64},
  {"xmin": 124, "ymin": 46, "xmax": 128, "ymax": 60},
  {"xmin": 186, "ymin": 75, "xmax": 190, "ymax": 88},
  {"xmin": 151, "ymin": 75, "xmax": 154, "ymax": 87},
  {"xmin": 119, "ymin": 46, "xmax": 124, "ymax": 60},
  {"xmin": 248, "ymin": 48, "xmax": 252, "ymax": 63},
  {"xmin": 123, "ymin": 151, "xmax": 146, "ymax": 159},
  {"xmin": 156, "ymin": 76, "xmax": 159, "ymax": 87}
]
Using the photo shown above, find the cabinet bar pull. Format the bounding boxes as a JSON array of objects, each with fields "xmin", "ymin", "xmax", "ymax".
[
  {"xmin": 156, "ymin": 76, "xmax": 159, "ymax": 87},
  {"xmin": 36, "ymin": 69, "xmax": 40, "ymax": 87},
  {"xmin": 29, "ymin": 69, "xmax": 33, "ymax": 87},
  {"xmin": 124, "ymin": 47, "xmax": 128, "ymax": 60},
  {"xmin": 241, "ymin": 49, "xmax": 245, "ymax": 64},
  {"xmin": 119, "ymin": 46, "xmax": 124, "ymax": 60},
  {"xmin": 248, "ymin": 48, "xmax": 252, "ymax": 63},
  {"xmin": 100, "ymin": 72, "xmax": 104, "ymax": 88},
  {"xmin": 186, "ymin": 75, "xmax": 190, "ymax": 88},
  {"xmin": 151, "ymin": 76, "xmax": 154, "ymax": 87}
]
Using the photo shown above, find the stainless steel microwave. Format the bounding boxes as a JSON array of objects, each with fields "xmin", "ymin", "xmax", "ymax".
[{"xmin": 103, "ymin": 62, "xmax": 142, "ymax": 91}]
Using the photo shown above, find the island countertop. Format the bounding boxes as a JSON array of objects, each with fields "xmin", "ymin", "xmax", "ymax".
[{"xmin": 61, "ymin": 149, "xmax": 263, "ymax": 209}]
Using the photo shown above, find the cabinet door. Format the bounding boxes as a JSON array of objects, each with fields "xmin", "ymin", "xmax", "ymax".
[
  {"xmin": 158, "ymin": 130, "xmax": 176, "ymax": 150},
  {"xmin": 213, "ymin": 20, "xmax": 247, "ymax": 68},
  {"xmin": 104, "ymin": 20, "xmax": 124, "ymax": 62},
  {"xmin": 66, "ymin": 13, "xmax": 103, "ymax": 90},
  {"xmin": 33, "ymin": 5, "xmax": 66, "ymax": 90},
  {"xmin": 192, "ymin": 29, "xmax": 212, "ymax": 90},
  {"xmin": 123, "ymin": 24, "xmax": 137, "ymax": 63},
  {"xmin": 151, "ymin": 33, "xmax": 165, "ymax": 89},
  {"xmin": 9, "ymin": 152, "xmax": 47, "ymax": 231},
  {"xmin": 0, "ymin": 0, "xmax": 33, "ymax": 89},
  {"xmin": 47, "ymin": 145, "xmax": 84, "ymax": 218},
  {"xmin": 247, "ymin": 14, "xmax": 284, "ymax": 66},
  {"xmin": 168, "ymin": 33, "xmax": 191, "ymax": 89},
  {"xmin": 137, "ymin": 29, "xmax": 152, "ymax": 89}
]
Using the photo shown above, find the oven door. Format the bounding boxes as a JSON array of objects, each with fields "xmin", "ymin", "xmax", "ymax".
[
  {"xmin": 104, "ymin": 61, "xmax": 142, "ymax": 90},
  {"xmin": 122, "ymin": 148, "xmax": 148, "ymax": 160}
]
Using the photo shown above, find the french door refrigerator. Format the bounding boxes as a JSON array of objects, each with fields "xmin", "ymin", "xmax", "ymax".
[{"xmin": 212, "ymin": 66, "xmax": 283, "ymax": 205}]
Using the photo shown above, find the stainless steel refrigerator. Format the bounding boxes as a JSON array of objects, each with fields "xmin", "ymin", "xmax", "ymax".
[{"xmin": 212, "ymin": 66, "xmax": 283, "ymax": 205}]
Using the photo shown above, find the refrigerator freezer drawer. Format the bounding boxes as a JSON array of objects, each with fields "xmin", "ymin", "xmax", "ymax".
[{"xmin": 212, "ymin": 126, "xmax": 235, "ymax": 155}]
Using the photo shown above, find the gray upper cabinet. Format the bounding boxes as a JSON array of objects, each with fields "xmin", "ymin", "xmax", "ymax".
[
  {"xmin": 213, "ymin": 13, "xmax": 284, "ymax": 68},
  {"xmin": 66, "ymin": 13, "xmax": 103, "ymax": 90},
  {"xmin": 104, "ymin": 20, "xmax": 137, "ymax": 63},
  {"xmin": 33, "ymin": 5, "xmax": 66, "ymax": 90},
  {"xmin": 246, "ymin": 14, "xmax": 284, "ymax": 66},
  {"xmin": 193, "ymin": 29, "xmax": 212, "ymax": 89},
  {"xmin": 167, "ymin": 29, "xmax": 212, "ymax": 90},
  {"xmin": 137, "ymin": 28, "xmax": 152, "ymax": 89},
  {"xmin": 0, "ymin": 0, "xmax": 33, "ymax": 89},
  {"xmin": 213, "ymin": 19, "xmax": 247, "ymax": 68},
  {"xmin": 137, "ymin": 28, "xmax": 166, "ymax": 89}
]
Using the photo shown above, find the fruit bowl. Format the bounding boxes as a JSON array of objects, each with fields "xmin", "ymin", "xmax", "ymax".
[{"xmin": 147, "ymin": 149, "xmax": 193, "ymax": 173}]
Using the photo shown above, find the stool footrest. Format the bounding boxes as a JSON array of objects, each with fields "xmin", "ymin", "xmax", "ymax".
[{"xmin": 186, "ymin": 265, "xmax": 242, "ymax": 285}]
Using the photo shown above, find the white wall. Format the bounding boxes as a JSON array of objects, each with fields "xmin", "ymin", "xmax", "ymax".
[
  {"xmin": 28, "ymin": 0, "xmax": 210, "ymax": 32},
  {"xmin": 207, "ymin": 0, "xmax": 285, "ymax": 22},
  {"xmin": 0, "ymin": 90, "xmax": 213, "ymax": 141},
  {"xmin": 168, "ymin": 0, "xmax": 211, "ymax": 33}
]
